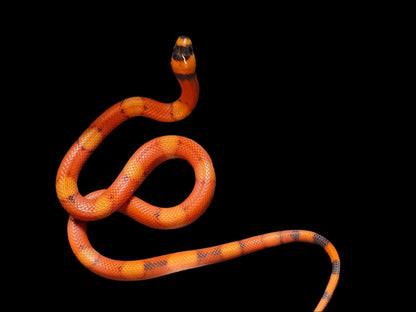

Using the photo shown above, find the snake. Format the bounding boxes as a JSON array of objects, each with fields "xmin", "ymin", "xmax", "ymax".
[{"xmin": 56, "ymin": 36, "xmax": 340, "ymax": 311}]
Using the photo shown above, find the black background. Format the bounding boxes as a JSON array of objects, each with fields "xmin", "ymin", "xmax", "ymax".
[{"xmin": 15, "ymin": 6, "xmax": 386, "ymax": 311}]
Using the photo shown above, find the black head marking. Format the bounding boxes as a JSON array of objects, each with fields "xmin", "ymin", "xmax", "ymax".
[{"xmin": 172, "ymin": 44, "xmax": 193, "ymax": 61}]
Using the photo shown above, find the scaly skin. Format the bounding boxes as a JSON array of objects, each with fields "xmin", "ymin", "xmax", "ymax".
[{"xmin": 56, "ymin": 36, "xmax": 340, "ymax": 312}]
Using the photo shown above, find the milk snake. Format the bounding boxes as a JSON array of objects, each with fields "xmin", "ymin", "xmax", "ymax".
[{"xmin": 56, "ymin": 36, "xmax": 340, "ymax": 311}]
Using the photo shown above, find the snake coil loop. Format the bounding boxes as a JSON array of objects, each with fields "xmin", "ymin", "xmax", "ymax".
[{"xmin": 56, "ymin": 36, "xmax": 339, "ymax": 312}]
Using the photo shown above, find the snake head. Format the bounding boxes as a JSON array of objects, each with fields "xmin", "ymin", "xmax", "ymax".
[{"xmin": 171, "ymin": 36, "xmax": 196, "ymax": 75}]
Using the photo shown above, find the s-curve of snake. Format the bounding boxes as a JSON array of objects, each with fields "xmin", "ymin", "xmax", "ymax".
[{"xmin": 56, "ymin": 36, "xmax": 340, "ymax": 311}]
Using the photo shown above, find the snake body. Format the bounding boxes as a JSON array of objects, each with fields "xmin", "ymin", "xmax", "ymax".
[{"xmin": 56, "ymin": 36, "xmax": 340, "ymax": 311}]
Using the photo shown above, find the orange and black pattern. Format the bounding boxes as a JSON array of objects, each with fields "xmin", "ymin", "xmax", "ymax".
[{"xmin": 56, "ymin": 36, "xmax": 340, "ymax": 312}]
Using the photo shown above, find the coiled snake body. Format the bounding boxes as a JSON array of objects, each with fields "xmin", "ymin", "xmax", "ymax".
[{"xmin": 56, "ymin": 36, "xmax": 340, "ymax": 311}]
